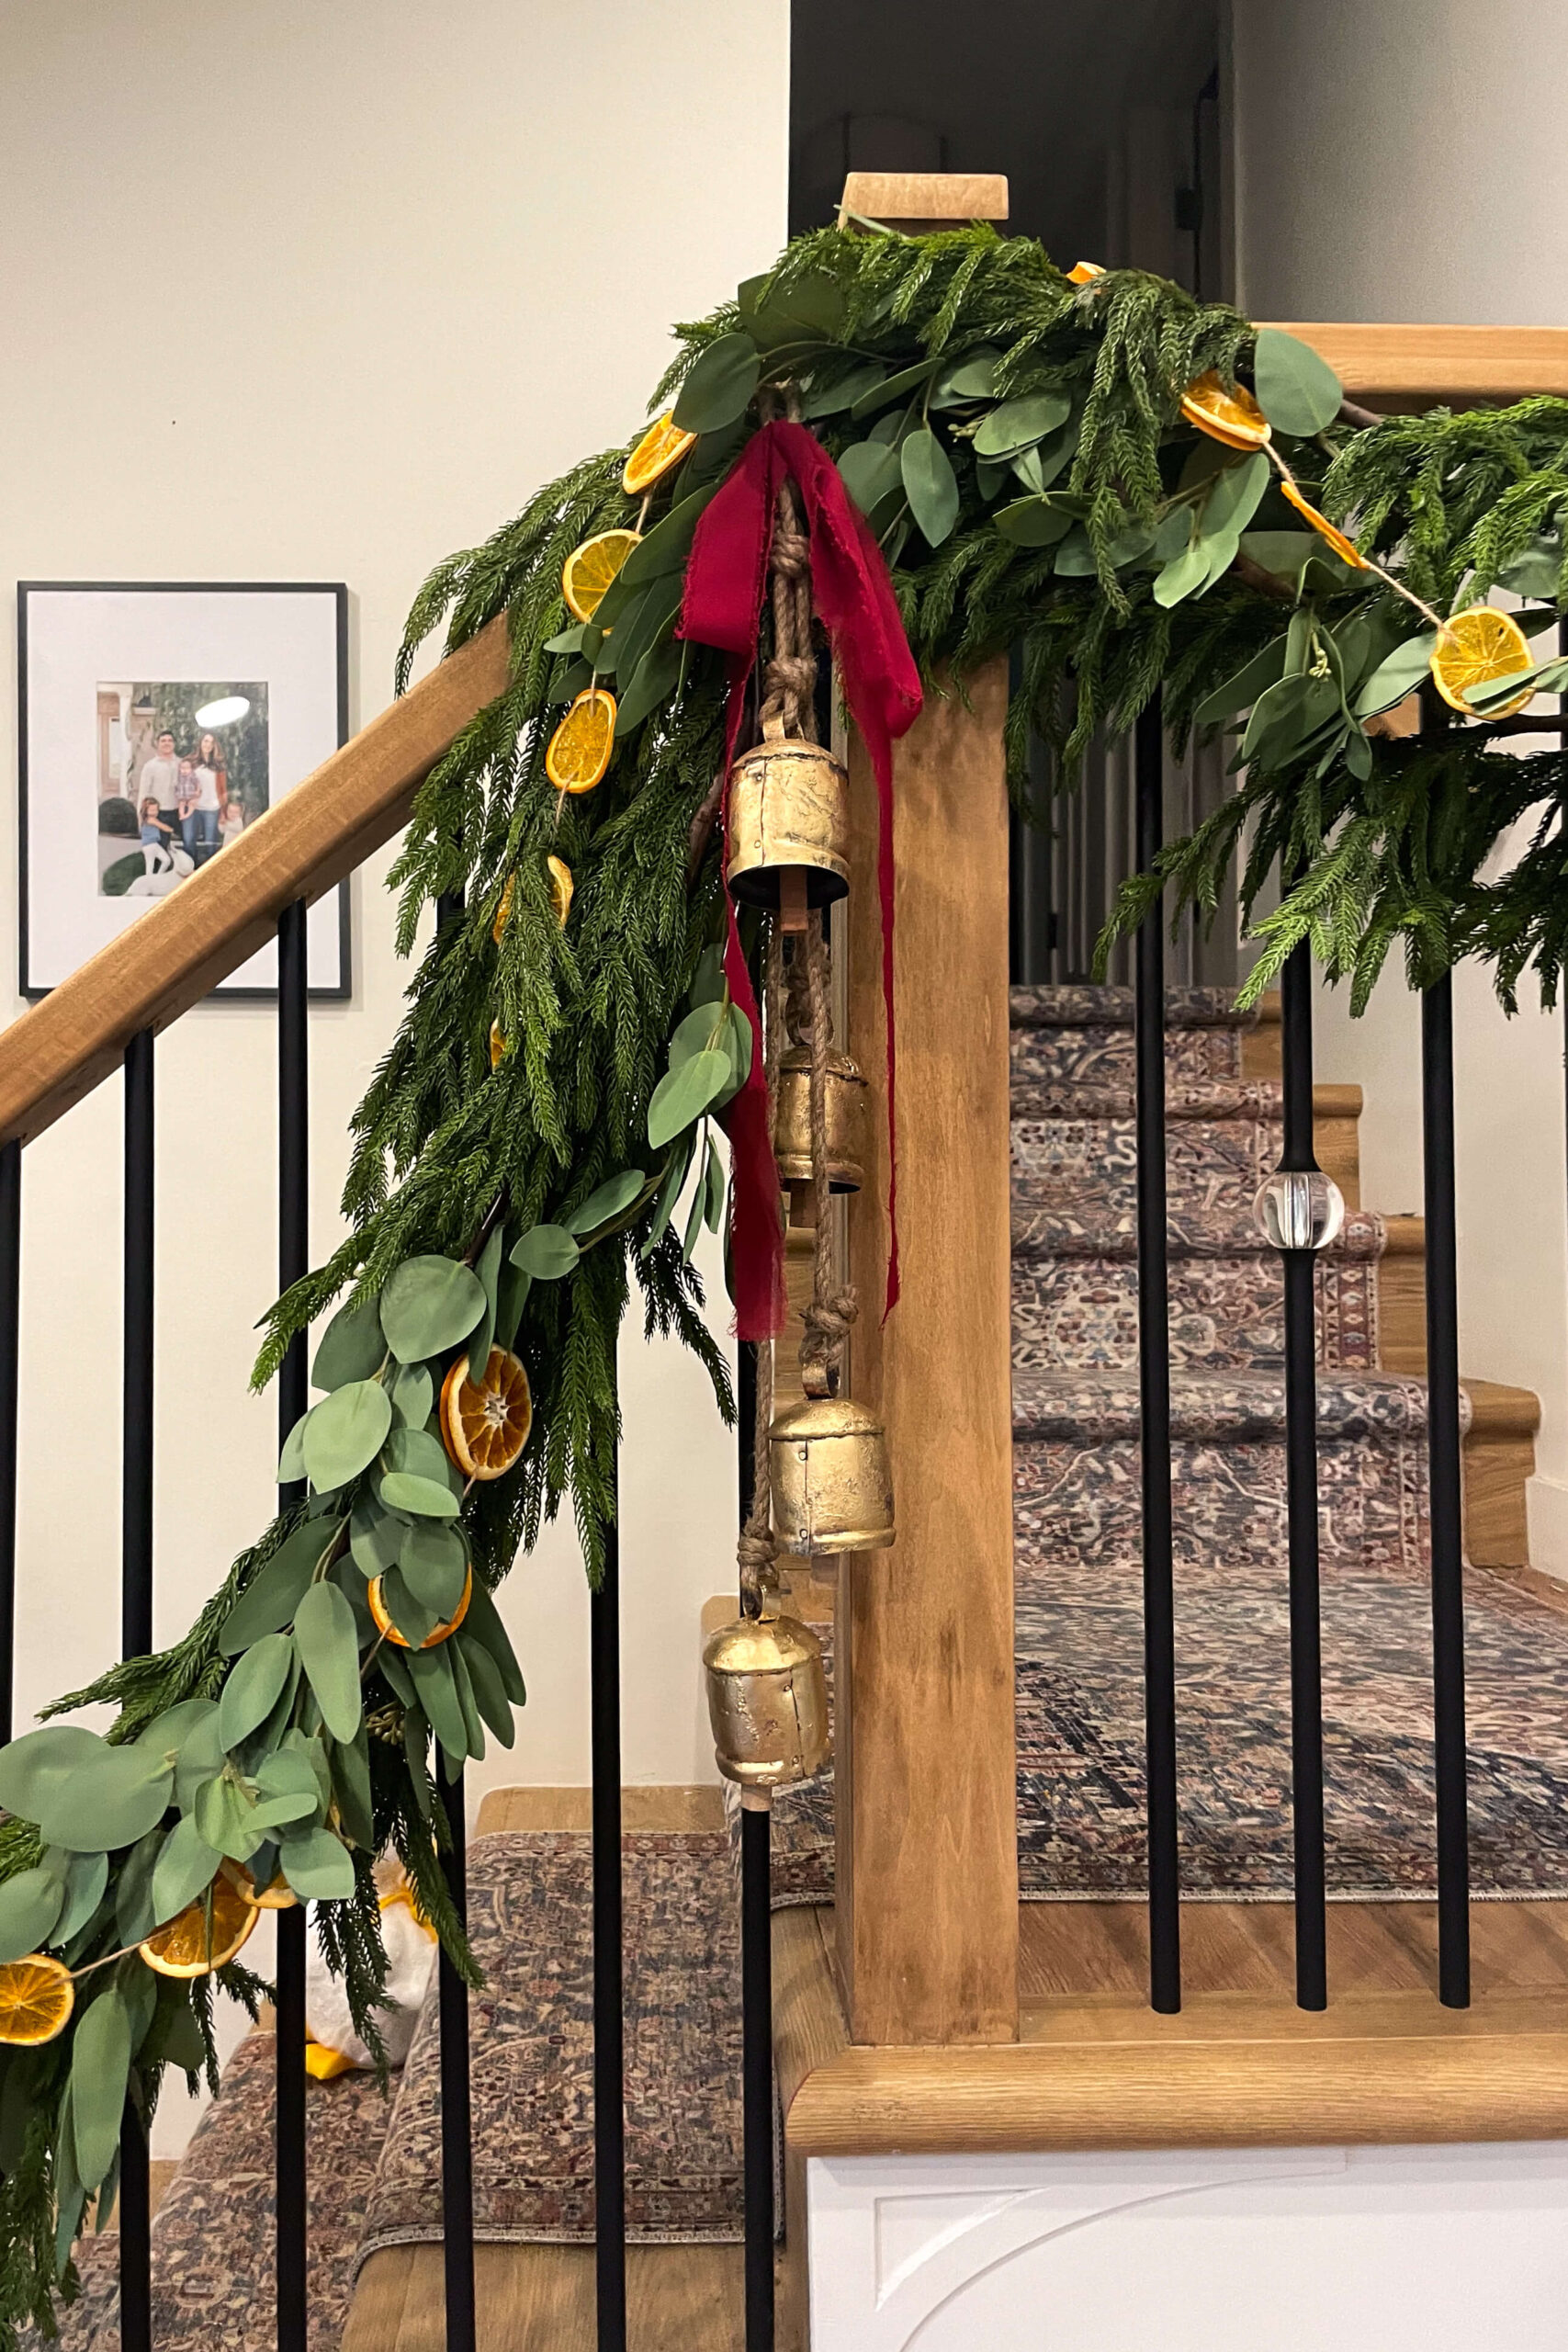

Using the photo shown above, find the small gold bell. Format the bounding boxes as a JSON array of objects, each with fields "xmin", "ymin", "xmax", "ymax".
[
  {"xmin": 773, "ymin": 1046, "xmax": 870, "ymax": 1193},
  {"xmin": 726, "ymin": 728, "xmax": 849, "ymax": 913},
  {"xmin": 702, "ymin": 1609, "xmax": 830, "ymax": 1790},
  {"xmin": 770, "ymin": 1396, "xmax": 895, "ymax": 1557}
]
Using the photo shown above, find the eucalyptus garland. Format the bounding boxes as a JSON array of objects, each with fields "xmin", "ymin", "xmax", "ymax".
[{"xmin": 0, "ymin": 220, "xmax": 1562, "ymax": 2344}]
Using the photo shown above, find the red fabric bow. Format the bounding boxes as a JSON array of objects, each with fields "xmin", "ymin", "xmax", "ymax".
[{"xmin": 679, "ymin": 418, "xmax": 922, "ymax": 1340}]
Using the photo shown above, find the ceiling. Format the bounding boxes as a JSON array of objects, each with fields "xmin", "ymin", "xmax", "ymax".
[{"xmin": 790, "ymin": 0, "xmax": 1218, "ymax": 258}]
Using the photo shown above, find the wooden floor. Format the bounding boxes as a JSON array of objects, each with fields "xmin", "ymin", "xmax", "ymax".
[{"xmin": 344, "ymin": 1786, "xmax": 1568, "ymax": 2351}]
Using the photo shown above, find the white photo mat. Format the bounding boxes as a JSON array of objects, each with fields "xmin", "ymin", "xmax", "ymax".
[{"xmin": 18, "ymin": 582, "xmax": 349, "ymax": 996}]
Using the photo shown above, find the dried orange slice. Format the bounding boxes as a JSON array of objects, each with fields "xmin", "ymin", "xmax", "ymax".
[
  {"xmin": 623, "ymin": 413, "xmax": 696, "ymax": 497},
  {"xmin": 1066, "ymin": 261, "xmax": 1105, "ymax": 285},
  {"xmin": 304, "ymin": 2040, "xmax": 357, "ymax": 2082},
  {"xmin": 490, "ymin": 1022, "xmax": 506, "ymax": 1070},
  {"xmin": 1280, "ymin": 480, "xmax": 1368, "ymax": 569},
  {"xmin": 440, "ymin": 1347, "xmax": 533, "ymax": 1481},
  {"xmin": 561, "ymin": 529, "xmax": 639, "ymax": 624},
  {"xmin": 140, "ymin": 1876, "xmax": 259, "ymax": 1978},
  {"xmin": 1179, "ymin": 369, "xmax": 1271, "ymax": 451},
  {"xmin": 220, "ymin": 1860, "xmax": 298, "ymax": 1911},
  {"xmin": 1430, "ymin": 605, "xmax": 1535, "ymax": 718},
  {"xmin": 0, "ymin": 1954, "xmax": 73, "ymax": 2046},
  {"xmin": 547, "ymin": 689, "xmax": 616, "ymax": 794},
  {"xmin": 368, "ymin": 1566, "xmax": 473, "ymax": 1650},
  {"xmin": 493, "ymin": 857, "xmax": 571, "ymax": 945}
]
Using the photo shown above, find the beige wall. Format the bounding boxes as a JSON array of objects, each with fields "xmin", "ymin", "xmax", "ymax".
[
  {"xmin": 0, "ymin": 0, "xmax": 787, "ymax": 2145},
  {"xmin": 1230, "ymin": 0, "xmax": 1568, "ymax": 1571}
]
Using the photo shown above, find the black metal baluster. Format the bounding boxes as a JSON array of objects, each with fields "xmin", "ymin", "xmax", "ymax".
[
  {"xmin": 438, "ymin": 1765, "xmax": 476, "ymax": 2352},
  {"xmin": 592, "ymin": 1456, "xmax": 626, "ymax": 2352},
  {"xmin": 120, "ymin": 1029, "xmax": 154, "ymax": 2352},
  {"xmin": 1422, "ymin": 972, "xmax": 1471, "ymax": 2006},
  {"xmin": 736, "ymin": 1339, "xmax": 773, "ymax": 2352},
  {"xmin": 276, "ymin": 901, "xmax": 310, "ymax": 2351},
  {"xmin": 0, "ymin": 1141, "xmax": 20, "ymax": 1747},
  {"xmin": 1134, "ymin": 695, "xmax": 1180, "ymax": 2013},
  {"xmin": 1278, "ymin": 939, "xmax": 1327, "ymax": 2009}
]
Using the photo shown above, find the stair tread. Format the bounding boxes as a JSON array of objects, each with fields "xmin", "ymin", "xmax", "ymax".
[
  {"xmin": 1012, "ymin": 1363, "xmax": 1435, "ymax": 1441},
  {"xmin": 1010, "ymin": 984, "xmax": 1259, "ymax": 1033}
]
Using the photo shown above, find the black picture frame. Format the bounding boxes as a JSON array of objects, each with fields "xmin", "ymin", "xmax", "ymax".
[{"xmin": 17, "ymin": 580, "xmax": 351, "ymax": 1001}]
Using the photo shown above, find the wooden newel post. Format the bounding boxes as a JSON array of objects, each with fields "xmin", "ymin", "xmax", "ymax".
[{"xmin": 838, "ymin": 661, "xmax": 1019, "ymax": 2045}]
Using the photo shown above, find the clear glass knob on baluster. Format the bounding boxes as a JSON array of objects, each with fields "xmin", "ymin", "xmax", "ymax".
[{"xmin": 1252, "ymin": 1167, "xmax": 1345, "ymax": 1252}]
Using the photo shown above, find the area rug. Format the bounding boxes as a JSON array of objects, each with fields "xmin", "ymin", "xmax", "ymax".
[
  {"xmin": 28, "ymin": 2031, "xmax": 391, "ymax": 2352},
  {"xmin": 354, "ymin": 1829, "xmax": 743, "ymax": 2264}
]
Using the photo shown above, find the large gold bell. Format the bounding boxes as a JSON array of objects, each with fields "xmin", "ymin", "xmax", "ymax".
[
  {"xmin": 726, "ymin": 731, "xmax": 849, "ymax": 912},
  {"xmin": 773, "ymin": 1046, "xmax": 870, "ymax": 1193},
  {"xmin": 770, "ymin": 1396, "xmax": 895, "ymax": 1557},
  {"xmin": 702, "ymin": 1611, "xmax": 830, "ymax": 1791}
]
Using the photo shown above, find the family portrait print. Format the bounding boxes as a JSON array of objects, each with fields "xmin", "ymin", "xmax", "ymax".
[{"xmin": 96, "ymin": 680, "xmax": 268, "ymax": 898}]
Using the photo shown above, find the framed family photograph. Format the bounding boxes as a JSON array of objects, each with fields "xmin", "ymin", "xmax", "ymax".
[{"xmin": 17, "ymin": 581, "xmax": 350, "ymax": 997}]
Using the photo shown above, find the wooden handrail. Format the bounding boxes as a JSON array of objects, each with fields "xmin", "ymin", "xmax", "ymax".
[
  {"xmin": 1262, "ymin": 322, "xmax": 1568, "ymax": 402},
  {"xmin": 0, "ymin": 616, "xmax": 511, "ymax": 1148}
]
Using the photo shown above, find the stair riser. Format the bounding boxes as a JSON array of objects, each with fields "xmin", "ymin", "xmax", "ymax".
[
  {"xmin": 1012, "ymin": 1111, "xmax": 1277, "ymax": 1242},
  {"xmin": 1012, "ymin": 1256, "xmax": 1379, "ymax": 1374},
  {"xmin": 1013, "ymin": 1428, "xmax": 1429, "ymax": 1581},
  {"xmin": 1011, "ymin": 1023, "xmax": 1244, "ymax": 1091}
]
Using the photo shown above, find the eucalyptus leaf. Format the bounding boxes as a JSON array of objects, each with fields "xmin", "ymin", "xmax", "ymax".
[
  {"xmin": 380, "ymin": 1257, "xmax": 486, "ymax": 1364},
  {"xmin": 614, "ymin": 635, "xmax": 683, "ymax": 738},
  {"xmin": 277, "ymin": 1413, "xmax": 308, "ymax": 1485},
  {"xmin": 171, "ymin": 1712, "xmax": 227, "ymax": 1815},
  {"xmin": 569, "ymin": 1169, "xmax": 648, "ymax": 1236},
  {"xmin": 648, "ymin": 1049, "xmax": 730, "ymax": 1148},
  {"xmin": 349, "ymin": 1501, "xmax": 402, "ymax": 1579},
  {"xmin": 220, "ymin": 1523, "xmax": 336, "ymax": 1657},
  {"xmin": 71, "ymin": 1988, "xmax": 131, "ymax": 2191},
  {"xmin": 847, "ymin": 352, "xmax": 943, "ymax": 418},
  {"xmin": 800, "ymin": 360, "xmax": 886, "ymax": 418},
  {"xmin": 1253, "ymin": 327, "xmax": 1344, "ymax": 437},
  {"xmin": 458, "ymin": 1634, "xmax": 516, "ymax": 1746},
  {"xmin": 1200, "ymin": 450, "xmax": 1271, "ymax": 541},
  {"xmin": 401, "ymin": 1702, "xmax": 434, "ymax": 1820},
  {"xmin": 837, "ymin": 438, "xmax": 902, "ymax": 517},
  {"xmin": 448, "ymin": 1640, "xmax": 486, "ymax": 1759},
  {"xmin": 310, "ymin": 1295, "xmax": 385, "ymax": 1393},
  {"xmin": 276, "ymin": 1825, "xmax": 356, "ymax": 1902},
  {"xmin": 495, "ymin": 1253, "xmax": 531, "ymax": 1353},
  {"xmin": 52, "ymin": 1849, "xmax": 109, "ymax": 1946},
  {"xmin": 293, "ymin": 1579, "xmax": 363, "ymax": 1744},
  {"xmin": 604, "ymin": 581, "xmax": 678, "ymax": 690},
  {"xmin": 668, "ymin": 1001, "xmax": 729, "ymax": 1070},
  {"xmin": 974, "ymin": 390, "xmax": 1071, "ymax": 459},
  {"xmin": 1352, "ymin": 631, "xmax": 1438, "ymax": 718},
  {"xmin": 0, "ymin": 1867, "xmax": 64, "ymax": 1965},
  {"xmin": 218, "ymin": 1633, "xmax": 296, "ymax": 1753},
  {"xmin": 116, "ymin": 1827, "xmax": 164, "ymax": 1944},
  {"xmin": 390, "ymin": 1363, "xmax": 434, "ymax": 1431},
  {"xmin": 379, "ymin": 1471, "xmax": 461, "ymax": 1521},
  {"xmin": 151, "ymin": 1815, "xmax": 222, "ymax": 1927},
  {"xmin": 900, "ymin": 426, "xmax": 961, "ymax": 548},
  {"xmin": 1495, "ymin": 536, "xmax": 1564, "ymax": 599},
  {"xmin": 1153, "ymin": 543, "xmax": 1212, "ymax": 607},
  {"xmin": 671, "ymin": 332, "xmax": 761, "ymax": 435},
  {"xmin": 0, "ymin": 1724, "xmax": 104, "ymax": 1829},
  {"xmin": 466, "ymin": 1224, "xmax": 504, "ymax": 1383},
  {"xmin": 1466, "ymin": 653, "xmax": 1568, "ymax": 709},
  {"xmin": 682, "ymin": 1155, "xmax": 709, "ymax": 1262},
  {"xmin": 547, "ymin": 658, "xmax": 592, "ymax": 706},
  {"xmin": 994, "ymin": 496, "xmax": 1076, "ymax": 548},
  {"xmin": 302, "ymin": 1380, "xmax": 392, "ymax": 1494},
  {"xmin": 193, "ymin": 1770, "xmax": 264, "ymax": 1863},
  {"xmin": 254, "ymin": 1747, "xmax": 323, "ymax": 1823},
  {"xmin": 405, "ymin": 1641, "xmax": 468, "ymax": 1765},
  {"xmin": 330, "ymin": 1728, "xmax": 375, "ymax": 1849},
  {"xmin": 619, "ymin": 484, "xmax": 718, "ymax": 584},
  {"xmin": 739, "ymin": 265, "xmax": 843, "ymax": 353},
  {"xmin": 45, "ymin": 1745, "xmax": 173, "ymax": 1854},
  {"xmin": 703, "ymin": 1134, "xmax": 727, "ymax": 1234},
  {"xmin": 383, "ymin": 1425, "xmax": 455, "ymax": 1487},
  {"xmin": 543, "ymin": 620, "xmax": 589, "ymax": 657},
  {"xmin": 401, "ymin": 1521, "xmax": 468, "ymax": 1616},
  {"xmin": 640, "ymin": 1131, "xmax": 695, "ymax": 1259},
  {"xmin": 931, "ymin": 347, "xmax": 1001, "ymax": 404},
  {"xmin": 378, "ymin": 1567, "xmax": 439, "ymax": 1647},
  {"xmin": 1194, "ymin": 637, "xmax": 1291, "ymax": 728},
  {"xmin": 510, "ymin": 1224, "xmax": 581, "ymax": 1280}
]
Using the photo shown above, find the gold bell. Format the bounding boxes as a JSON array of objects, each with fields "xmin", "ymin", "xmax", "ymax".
[
  {"xmin": 702, "ymin": 1609, "xmax": 830, "ymax": 1791},
  {"xmin": 770, "ymin": 1396, "xmax": 895, "ymax": 1557},
  {"xmin": 726, "ymin": 726, "xmax": 849, "ymax": 913},
  {"xmin": 773, "ymin": 1046, "xmax": 870, "ymax": 1193}
]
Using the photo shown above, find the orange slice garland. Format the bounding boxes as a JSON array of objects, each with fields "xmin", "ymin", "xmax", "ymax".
[
  {"xmin": 220, "ymin": 1859, "xmax": 299, "ymax": 1911},
  {"xmin": 547, "ymin": 688, "xmax": 616, "ymax": 794},
  {"xmin": 1179, "ymin": 369, "xmax": 1272, "ymax": 452},
  {"xmin": 560, "ymin": 529, "xmax": 640, "ymax": 624},
  {"xmin": 141, "ymin": 1877, "xmax": 259, "ymax": 1978},
  {"xmin": 493, "ymin": 856, "xmax": 573, "ymax": 946},
  {"xmin": 1279, "ymin": 480, "xmax": 1368, "ymax": 570},
  {"xmin": 368, "ymin": 1566, "xmax": 474, "ymax": 1651},
  {"xmin": 440, "ymin": 1347, "xmax": 533, "ymax": 1481},
  {"xmin": 1066, "ymin": 261, "xmax": 1105, "ymax": 285},
  {"xmin": 623, "ymin": 413, "xmax": 696, "ymax": 498},
  {"xmin": 489, "ymin": 1022, "xmax": 506, "ymax": 1070},
  {"xmin": 1429, "ymin": 606, "xmax": 1535, "ymax": 718},
  {"xmin": 0, "ymin": 1954, "xmax": 73, "ymax": 2046}
]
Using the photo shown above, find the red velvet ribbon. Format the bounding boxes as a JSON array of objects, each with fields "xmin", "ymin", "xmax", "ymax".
[{"xmin": 679, "ymin": 419, "xmax": 922, "ymax": 1341}]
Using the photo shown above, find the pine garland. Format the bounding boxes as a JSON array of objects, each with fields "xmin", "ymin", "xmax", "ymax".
[{"xmin": 0, "ymin": 220, "xmax": 1562, "ymax": 2346}]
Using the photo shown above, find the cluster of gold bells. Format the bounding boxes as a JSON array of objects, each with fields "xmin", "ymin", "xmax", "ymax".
[{"xmin": 702, "ymin": 729, "xmax": 895, "ymax": 1801}]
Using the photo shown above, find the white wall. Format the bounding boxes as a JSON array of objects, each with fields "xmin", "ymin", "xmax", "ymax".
[
  {"xmin": 1230, "ymin": 0, "xmax": 1568, "ymax": 1569},
  {"xmin": 0, "ymin": 10, "xmax": 784, "ymax": 1810}
]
